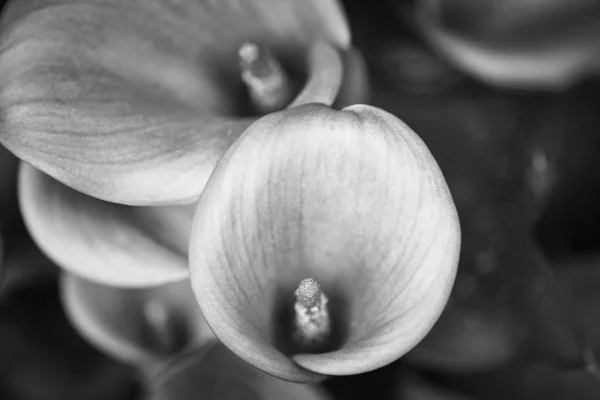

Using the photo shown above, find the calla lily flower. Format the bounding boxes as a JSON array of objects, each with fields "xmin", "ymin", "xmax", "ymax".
[
  {"xmin": 0, "ymin": 0, "xmax": 363, "ymax": 206},
  {"xmin": 403, "ymin": 0, "xmax": 600, "ymax": 90},
  {"xmin": 9, "ymin": 0, "xmax": 367, "ymax": 287},
  {"xmin": 61, "ymin": 272, "xmax": 214, "ymax": 374},
  {"xmin": 149, "ymin": 341, "xmax": 332, "ymax": 400},
  {"xmin": 189, "ymin": 103, "xmax": 461, "ymax": 382}
]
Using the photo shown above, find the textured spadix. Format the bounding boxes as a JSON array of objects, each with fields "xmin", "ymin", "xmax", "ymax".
[
  {"xmin": 61, "ymin": 272, "xmax": 214, "ymax": 368},
  {"xmin": 189, "ymin": 103, "xmax": 461, "ymax": 382},
  {"xmin": 409, "ymin": 0, "xmax": 600, "ymax": 90},
  {"xmin": 0, "ymin": 0, "xmax": 350, "ymax": 205}
]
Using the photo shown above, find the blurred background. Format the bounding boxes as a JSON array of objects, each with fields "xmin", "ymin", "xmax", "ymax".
[{"xmin": 2, "ymin": 0, "xmax": 600, "ymax": 399}]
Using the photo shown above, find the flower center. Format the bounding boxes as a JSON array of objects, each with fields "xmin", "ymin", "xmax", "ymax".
[
  {"xmin": 272, "ymin": 277, "xmax": 348, "ymax": 356},
  {"xmin": 238, "ymin": 42, "xmax": 295, "ymax": 114},
  {"xmin": 293, "ymin": 278, "xmax": 331, "ymax": 351}
]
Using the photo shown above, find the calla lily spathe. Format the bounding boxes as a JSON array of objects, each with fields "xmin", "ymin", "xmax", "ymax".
[
  {"xmin": 0, "ymin": 0, "xmax": 357, "ymax": 206},
  {"xmin": 7, "ymin": 0, "xmax": 366, "ymax": 287},
  {"xmin": 189, "ymin": 103, "xmax": 461, "ymax": 382}
]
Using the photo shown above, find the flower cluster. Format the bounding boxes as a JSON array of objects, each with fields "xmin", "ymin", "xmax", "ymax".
[{"xmin": 0, "ymin": 0, "xmax": 461, "ymax": 394}]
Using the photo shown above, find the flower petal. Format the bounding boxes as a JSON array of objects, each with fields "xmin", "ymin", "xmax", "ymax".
[
  {"xmin": 409, "ymin": 0, "xmax": 600, "ymax": 89},
  {"xmin": 189, "ymin": 103, "xmax": 460, "ymax": 381},
  {"xmin": 61, "ymin": 272, "xmax": 214, "ymax": 371},
  {"xmin": 0, "ymin": 0, "xmax": 350, "ymax": 205},
  {"xmin": 19, "ymin": 163, "xmax": 194, "ymax": 287},
  {"xmin": 148, "ymin": 340, "xmax": 333, "ymax": 400}
]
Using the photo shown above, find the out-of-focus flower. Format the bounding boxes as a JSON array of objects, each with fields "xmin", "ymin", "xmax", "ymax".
[
  {"xmin": 7, "ymin": 0, "xmax": 367, "ymax": 287},
  {"xmin": 189, "ymin": 103, "xmax": 461, "ymax": 382},
  {"xmin": 401, "ymin": 0, "xmax": 600, "ymax": 90},
  {"xmin": 148, "ymin": 341, "xmax": 333, "ymax": 400},
  {"xmin": 61, "ymin": 272, "xmax": 214, "ymax": 375}
]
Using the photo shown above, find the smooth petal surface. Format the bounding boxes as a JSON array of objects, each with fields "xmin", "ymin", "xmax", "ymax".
[
  {"xmin": 409, "ymin": 0, "xmax": 600, "ymax": 89},
  {"xmin": 0, "ymin": 0, "xmax": 350, "ymax": 205},
  {"xmin": 189, "ymin": 103, "xmax": 460, "ymax": 381},
  {"xmin": 61, "ymin": 272, "xmax": 214, "ymax": 368},
  {"xmin": 148, "ymin": 341, "xmax": 333, "ymax": 400},
  {"xmin": 19, "ymin": 163, "xmax": 194, "ymax": 287}
]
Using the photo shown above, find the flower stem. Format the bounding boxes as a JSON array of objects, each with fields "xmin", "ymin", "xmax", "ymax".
[
  {"xmin": 293, "ymin": 278, "xmax": 331, "ymax": 352},
  {"xmin": 239, "ymin": 43, "xmax": 293, "ymax": 113}
]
